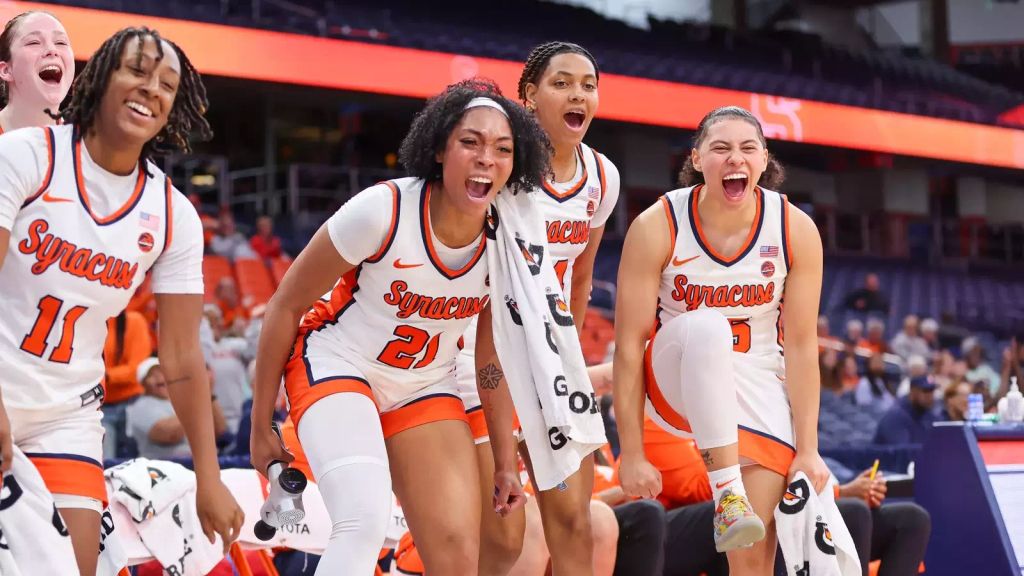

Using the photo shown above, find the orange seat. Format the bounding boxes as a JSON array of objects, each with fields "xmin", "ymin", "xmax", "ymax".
[
  {"xmin": 203, "ymin": 255, "xmax": 233, "ymax": 302},
  {"xmin": 235, "ymin": 257, "xmax": 276, "ymax": 308},
  {"xmin": 269, "ymin": 256, "xmax": 292, "ymax": 287}
]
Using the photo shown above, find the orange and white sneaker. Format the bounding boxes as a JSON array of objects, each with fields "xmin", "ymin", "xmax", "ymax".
[{"xmin": 713, "ymin": 489, "xmax": 766, "ymax": 552}]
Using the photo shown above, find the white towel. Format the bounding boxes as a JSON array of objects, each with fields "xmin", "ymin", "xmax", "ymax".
[
  {"xmin": 106, "ymin": 458, "xmax": 224, "ymax": 575},
  {"xmin": 0, "ymin": 446, "xmax": 80, "ymax": 575},
  {"xmin": 775, "ymin": 472, "xmax": 861, "ymax": 576},
  {"xmin": 484, "ymin": 188, "xmax": 606, "ymax": 490}
]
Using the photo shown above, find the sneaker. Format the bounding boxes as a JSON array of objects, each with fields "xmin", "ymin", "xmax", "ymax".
[{"xmin": 713, "ymin": 489, "xmax": 766, "ymax": 552}]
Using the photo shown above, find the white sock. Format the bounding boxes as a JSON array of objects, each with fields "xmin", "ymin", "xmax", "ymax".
[{"xmin": 708, "ymin": 464, "xmax": 746, "ymax": 502}]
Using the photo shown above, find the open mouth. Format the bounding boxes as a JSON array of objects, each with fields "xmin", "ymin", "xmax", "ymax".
[
  {"xmin": 563, "ymin": 111, "xmax": 586, "ymax": 130},
  {"xmin": 126, "ymin": 101, "xmax": 154, "ymax": 118},
  {"xmin": 722, "ymin": 173, "xmax": 748, "ymax": 200},
  {"xmin": 38, "ymin": 65, "xmax": 62, "ymax": 85},
  {"xmin": 466, "ymin": 176, "xmax": 492, "ymax": 199}
]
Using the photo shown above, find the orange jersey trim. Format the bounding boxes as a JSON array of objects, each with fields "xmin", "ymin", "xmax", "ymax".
[
  {"xmin": 20, "ymin": 127, "xmax": 57, "ymax": 208},
  {"xmin": 366, "ymin": 180, "xmax": 401, "ymax": 263},
  {"xmin": 420, "ymin": 181, "xmax": 485, "ymax": 279},
  {"xmin": 780, "ymin": 194, "xmax": 793, "ymax": 271},
  {"xmin": 465, "ymin": 405, "xmax": 521, "ymax": 442},
  {"xmin": 541, "ymin": 145, "xmax": 588, "ymax": 202},
  {"xmin": 643, "ymin": 342, "xmax": 794, "ymax": 477},
  {"xmin": 162, "ymin": 176, "xmax": 174, "ymax": 252},
  {"xmin": 688, "ymin": 184, "xmax": 764, "ymax": 267},
  {"xmin": 380, "ymin": 393, "xmax": 468, "ymax": 439},
  {"xmin": 73, "ymin": 135, "xmax": 147, "ymax": 225},
  {"xmin": 660, "ymin": 194, "xmax": 678, "ymax": 270},
  {"xmin": 27, "ymin": 452, "xmax": 107, "ymax": 505}
]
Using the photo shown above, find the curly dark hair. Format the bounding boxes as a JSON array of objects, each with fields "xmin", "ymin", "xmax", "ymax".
[
  {"xmin": 57, "ymin": 27, "xmax": 212, "ymax": 171},
  {"xmin": 398, "ymin": 78, "xmax": 550, "ymax": 192},
  {"xmin": 0, "ymin": 10, "xmax": 62, "ymax": 109},
  {"xmin": 517, "ymin": 41, "xmax": 599, "ymax": 103},
  {"xmin": 679, "ymin": 105, "xmax": 785, "ymax": 190}
]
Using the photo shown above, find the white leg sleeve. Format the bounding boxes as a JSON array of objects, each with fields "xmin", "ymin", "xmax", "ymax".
[
  {"xmin": 297, "ymin": 393, "xmax": 392, "ymax": 575},
  {"xmin": 651, "ymin": 309, "xmax": 739, "ymax": 449}
]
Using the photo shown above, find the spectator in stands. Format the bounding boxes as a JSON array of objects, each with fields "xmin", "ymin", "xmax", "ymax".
[
  {"xmin": 873, "ymin": 376, "xmax": 939, "ymax": 444},
  {"xmin": 819, "ymin": 348, "xmax": 842, "ymax": 393},
  {"xmin": 843, "ymin": 272, "xmax": 889, "ymax": 314},
  {"xmin": 890, "ymin": 314, "xmax": 929, "ymax": 362},
  {"xmin": 845, "ymin": 318, "xmax": 867, "ymax": 350},
  {"xmin": 836, "ymin": 467, "xmax": 931, "ymax": 576},
  {"xmin": 202, "ymin": 305, "xmax": 251, "ymax": 436},
  {"xmin": 999, "ymin": 338, "xmax": 1021, "ymax": 399},
  {"xmin": 841, "ymin": 354, "xmax": 861, "ymax": 392},
  {"xmin": 896, "ymin": 354, "xmax": 928, "ymax": 397},
  {"xmin": 249, "ymin": 215, "xmax": 285, "ymax": 261},
  {"xmin": 919, "ymin": 317, "xmax": 940, "ymax": 354},
  {"xmin": 210, "ymin": 211, "xmax": 256, "ymax": 261},
  {"xmin": 818, "ymin": 314, "xmax": 841, "ymax": 352},
  {"xmin": 102, "ymin": 310, "xmax": 153, "ymax": 458},
  {"xmin": 214, "ymin": 276, "xmax": 249, "ymax": 334},
  {"xmin": 128, "ymin": 358, "xmax": 227, "ymax": 459},
  {"xmin": 963, "ymin": 337, "xmax": 1001, "ymax": 398},
  {"xmin": 940, "ymin": 381, "xmax": 972, "ymax": 421},
  {"xmin": 853, "ymin": 352, "xmax": 897, "ymax": 412},
  {"xmin": 931, "ymin": 349, "xmax": 956, "ymax": 389},
  {"xmin": 863, "ymin": 317, "xmax": 888, "ymax": 354}
]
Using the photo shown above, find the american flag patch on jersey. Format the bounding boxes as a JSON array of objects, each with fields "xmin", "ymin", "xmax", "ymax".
[
  {"xmin": 587, "ymin": 185, "xmax": 600, "ymax": 201},
  {"xmin": 760, "ymin": 245, "xmax": 779, "ymax": 258},
  {"xmin": 139, "ymin": 211, "xmax": 160, "ymax": 231}
]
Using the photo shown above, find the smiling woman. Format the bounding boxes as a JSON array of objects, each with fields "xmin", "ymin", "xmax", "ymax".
[
  {"xmin": 0, "ymin": 25, "xmax": 243, "ymax": 576},
  {"xmin": 0, "ymin": 10, "xmax": 74, "ymax": 133},
  {"xmin": 248, "ymin": 78, "xmax": 550, "ymax": 576}
]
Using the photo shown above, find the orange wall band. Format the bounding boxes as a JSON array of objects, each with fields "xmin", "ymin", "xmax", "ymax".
[{"xmin": 6, "ymin": 1, "xmax": 1024, "ymax": 169}]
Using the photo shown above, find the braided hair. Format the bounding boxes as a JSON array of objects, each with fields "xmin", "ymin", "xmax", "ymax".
[
  {"xmin": 517, "ymin": 41, "xmax": 599, "ymax": 103},
  {"xmin": 57, "ymin": 27, "xmax": 212, "ymax": 171},
  {"xmin": 679, "ymin": 106, "xmax": 785, "ymax": 189}
]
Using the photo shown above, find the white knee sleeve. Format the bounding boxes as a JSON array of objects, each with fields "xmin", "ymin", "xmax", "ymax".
[
  {"xmin": 652, "ymin": 309, "xmax": 739, "ymax": 449},
  {"xmin": 298, "ymin": 394, "xmax": 392, "ymax": 575}
]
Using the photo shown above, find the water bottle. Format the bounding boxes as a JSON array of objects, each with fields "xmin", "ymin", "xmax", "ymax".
[
  {"xmin": 967, "ymin": 393, "xmax": 985, "ymax": 423},
  {"xmin": 1005, "ymin": 377, "xmax": 1023, "ymax": 423}
]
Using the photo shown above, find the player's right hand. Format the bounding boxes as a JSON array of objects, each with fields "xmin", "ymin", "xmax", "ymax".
[
  {"xmin": 0, "ymin": 404, "xmax": 11, "ymax": 475},
  {"xmin": 250, "ymin": 422, "xmax": 293, "ymax": 479},
  {"xmin": 619, "ymin": 453, "xmax": 662, "ymax": 500}
]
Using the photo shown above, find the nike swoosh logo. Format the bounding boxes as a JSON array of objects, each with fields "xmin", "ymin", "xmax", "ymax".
[
  {"xmin": 42, "ymin": 190, "xmax": 73, "ymax": 203},
  {"xmin": 671, "ymin": 255, "xmax": 699, "ymax": 267},
  {"xmin": 393, "ymin": 258, "xmax": 423, "ymax": 269},
  {"xmin": 715, "ymin": 479, "xmax": 735, "ymax": 489}
]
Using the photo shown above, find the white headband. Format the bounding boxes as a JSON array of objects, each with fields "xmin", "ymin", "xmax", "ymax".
[{"xmin": 464, "ymin": 97, "xmax": 509, "ymax": 118}]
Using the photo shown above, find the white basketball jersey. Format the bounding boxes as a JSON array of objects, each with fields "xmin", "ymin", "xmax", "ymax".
[
  {"xmin": 656, "ymin": 185, "xmax": 791, "ymax": 372},
  {"xmin": 0, "ymin": 125, "xmax": 174, "ymax": 409},
  {"xmin": 301, "ymin": 178, "xmax": 489, "ymax": 388},
  {"xmin": 537, "ymin": 142, "xmax": 611, "ymax": 297}
]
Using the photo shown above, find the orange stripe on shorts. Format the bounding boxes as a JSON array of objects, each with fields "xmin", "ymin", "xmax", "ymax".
[
  {"xmin": 27, "ymin": 453, "xmax": 107, "ymax": 505},
  {"xmin": 381, "ymin": 394, "xmax": 468, "ymax": 439}
]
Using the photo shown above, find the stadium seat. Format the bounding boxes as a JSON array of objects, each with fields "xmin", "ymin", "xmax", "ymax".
[
  {"xmin": 235, "ymin": 257, "xmax": 277, "ymax": 308},
  {"xmin": 203, "ymin": 255, "xmax": 234, "ymax": 302},
  {"xmin": 269, "ymin": 256, "xmax": 293, "ymax": 287}
]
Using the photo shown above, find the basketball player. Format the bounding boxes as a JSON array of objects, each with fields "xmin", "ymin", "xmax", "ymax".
[
  {"xmin": 0, "ymin": 11, "xmax": 73, "ymax": 133},
  {"xmin": 453, "ymin": 40, "xmax": 620, "ymax": 575},
  {"xmin": 614, "ymin": 106, "xmax": 830, "ymax": 575},
  {"xmin": 249, "ymin": 79, "xmax": 551, "ymax": 575},
  {"xmin": 0, "ymin": 27, "xmax": 244, "ymax": 576}
]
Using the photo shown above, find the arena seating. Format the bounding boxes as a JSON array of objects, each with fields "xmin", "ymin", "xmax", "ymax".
[{"xmin": 50, "ymin": 0, "xmax": 1024, "ymax": 126}]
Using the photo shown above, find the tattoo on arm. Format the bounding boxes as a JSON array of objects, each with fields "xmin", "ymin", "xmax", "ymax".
[
  {"xmin": 478, "ymin": 363, "xmax": 503, "ymax": 390},
  {"xmin": 701, "ymin": 450, "xmax": 713, "ymax": 466}
]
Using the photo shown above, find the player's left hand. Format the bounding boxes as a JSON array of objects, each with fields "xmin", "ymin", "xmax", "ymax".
[
  {"xmin": 195, "ymin": 476, "xmax": 245, "ymax": 554},
  {"xmin": 493, "ymin": 469, "xmax": 526, "ymax": 518},
  {"xmin": 789, "ymin": 450, "xmax": 831, "ymax": 494}
]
